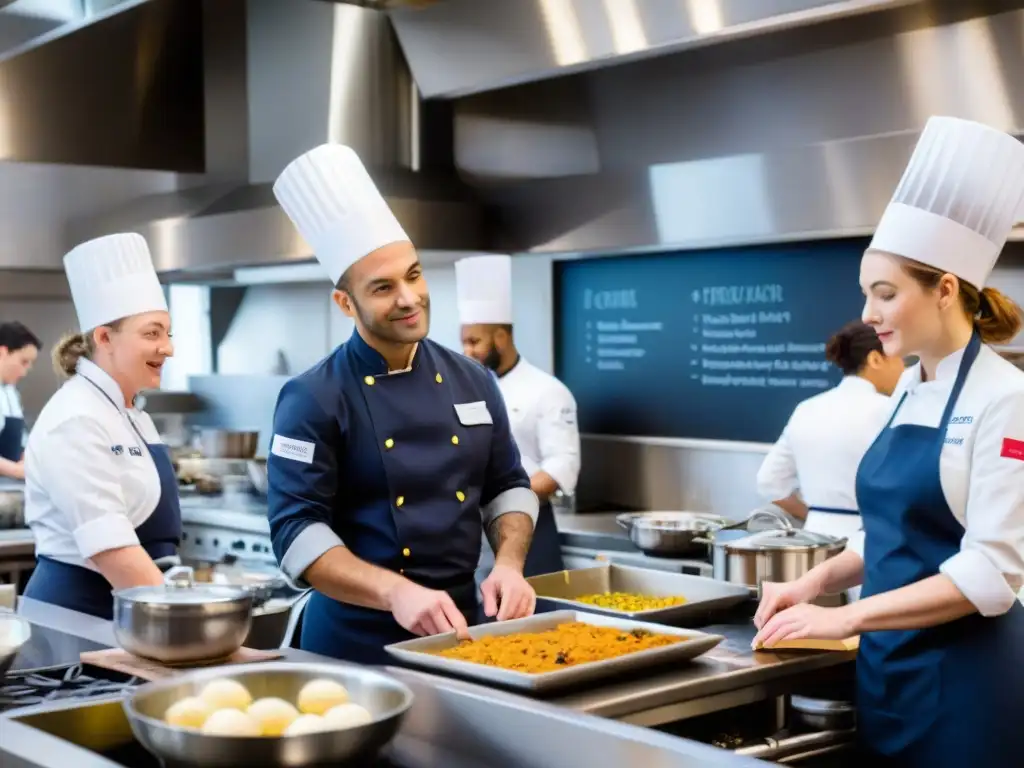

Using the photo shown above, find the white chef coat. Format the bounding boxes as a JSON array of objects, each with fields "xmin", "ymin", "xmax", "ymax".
[
  {"xmin": 497, "ymin": 358, "xmax": 580, "ymax": 495},
  {"xmin": 24, "ymin": 358, "xmax": 164, "ymax": 570},
  {"xmin": 0, "ymin": 383, "xmax": 22, "ymax": 437},
  {"xmin": 757, "ymin": 376, "xmax": 891, "ymax": 540},
  {"xmin": 878, "ymin": 343, "xmax": 1024, "ymax": 617}
]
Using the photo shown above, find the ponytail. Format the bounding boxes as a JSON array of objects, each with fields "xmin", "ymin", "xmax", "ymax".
[{"xmin": 973, "ymin": 286, "xmax": 1023, "ymax": 345}]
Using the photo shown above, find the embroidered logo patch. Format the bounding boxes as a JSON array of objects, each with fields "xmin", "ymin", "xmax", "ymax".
[
  {"xmin": 1000, "ymin": 438, "xmax": 1024, "ymax": 461},
  {"xmin": 110, "ymin": 445, "xmax": 123, "ymax": 455}
]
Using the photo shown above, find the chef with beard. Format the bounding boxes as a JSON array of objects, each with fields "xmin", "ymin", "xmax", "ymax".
[
  {"xmin": 456, "ymin": 254, "xmax": 580, "ymax": 579},
  {"xmin": 267, "ymin": 145, "xmax": 539, "ymax": 665}
]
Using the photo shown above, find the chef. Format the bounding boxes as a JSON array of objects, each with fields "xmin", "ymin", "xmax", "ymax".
[
  {"xmin": 753, "ymin": 116, "xmax": 1024, "ymax": 765},
  {"xmin": 756, "ymin": 320, "xmax": 903, "ymax": 584},
  {"xmin": 455, "ymin": 254, "xmax": 580, "ymax": 579},
  {"xmin": 22, "ymin": 233, "xmax": 180, "ymax": 619},
  {"xmin": 267, "ymin": 144, "xmax": 539, "ymax": 665},
  {"xmin": 0, "ymin": 321, "xmax": 40, "ymax": 480}
]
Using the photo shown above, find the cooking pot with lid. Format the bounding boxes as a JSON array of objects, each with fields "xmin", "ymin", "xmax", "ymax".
[{"xmin": 112, "ymin": 565, "xmax": 254, "ymax": 665}]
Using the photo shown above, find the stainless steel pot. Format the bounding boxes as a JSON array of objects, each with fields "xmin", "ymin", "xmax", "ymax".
[
  {"xmin": 123, "ymin": 661, "xmax": 414, "ymax": 767},
  {"xmin": 0, "ymin": 487, "xmax": 24, "ymax": 529},
  {"xmin": 702, "ymin": 528, "xmax": 847, "ymax": 594},
  {"xmin": 112, "ymin": 565, "xmax": 254, "ymax": 665},
  {"xmin": 0, "ymin": 614, "xmax": 31, "ymax": 677},
  {"xmin": 194, "ymin": 429, "xmax": 260, "ymax": 459},
  {"xmin": 616, "ymin": 511, "xmax": 730, "ymax": 557}
]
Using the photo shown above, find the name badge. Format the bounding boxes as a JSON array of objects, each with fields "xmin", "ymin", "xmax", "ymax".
[
  {"xmin": 272, "ymin": 434, "xmax": 315, "ymax": 464},
  {"xmin": 454, "ymin": 401, "xmax": 492, "ymax": 426}
]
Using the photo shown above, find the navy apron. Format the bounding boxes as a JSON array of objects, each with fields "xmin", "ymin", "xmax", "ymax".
[
  {"xmin": 854, "ymin": 331, "xmax": 1024, "ymax": 765},
  {"xmin": 523, "ymin": 502, "xmax": 565, "ymax": 577},
  {"xmin": 24, "ymin": 377, "xmax": 181, "ymax": 620},
  {"xmin": 0, "ymin": 387, "xmax": 24, "ymax": 462}
]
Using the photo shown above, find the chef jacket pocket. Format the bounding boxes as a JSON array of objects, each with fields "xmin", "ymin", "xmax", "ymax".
[{"xmin": 454, "ymin": 401, "xmax": 492, "ymax": 426}]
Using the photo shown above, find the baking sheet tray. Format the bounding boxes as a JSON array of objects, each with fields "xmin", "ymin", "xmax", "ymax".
[
  {"xmin": 384, "ymin": 610, "xmax": 724, "ymax": 693},
  {"xmin": 527, "ymin": 565, "xmax": 750, "ymax": 623}
]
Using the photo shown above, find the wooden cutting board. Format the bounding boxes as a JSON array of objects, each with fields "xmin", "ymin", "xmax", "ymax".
[
  {"xmin": 754, "ymin": 635, "xmax": 860, "ymax": 652},
  {"xmin": 80, "ymin": 646, "xmax": 283, "ymax": 681}
]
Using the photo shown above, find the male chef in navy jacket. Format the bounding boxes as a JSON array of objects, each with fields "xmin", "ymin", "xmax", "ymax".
[{"xmin": 266, "ymin": 144, "xmax": 539, "ymax": 665}]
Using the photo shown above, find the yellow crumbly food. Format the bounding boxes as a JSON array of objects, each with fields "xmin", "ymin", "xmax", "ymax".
[
  {"xmin": 432, "ymin": 622, "xmax": 683, "ymax": 673},
  {"xmin": 575, "ymin": 592, "xmax": 687, "ymax": 612}
]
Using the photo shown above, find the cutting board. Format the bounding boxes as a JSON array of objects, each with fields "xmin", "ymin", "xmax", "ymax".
[
  {"xmin": 754, "ymin": 635, "xmax": 860, "ymax": 652},
  {"xmin": 80, "ymin": 646, "xmax": 282, "ymax": 681}
]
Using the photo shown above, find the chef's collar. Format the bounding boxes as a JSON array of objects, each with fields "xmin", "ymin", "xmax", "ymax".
[
  {"xmin": 76, "ymin": 357, "xmax": 133, "ymax": 411},
  {"xmin": 906, "ymin": 344, "xmax": 967, "ymax": 387},
  {"xmin": 349, "ymin": 329, "xmax": 419, "ymax": 376},
  {"xmin": 497, "ymin": 355, "xmax": 522, "ymax": 380}
]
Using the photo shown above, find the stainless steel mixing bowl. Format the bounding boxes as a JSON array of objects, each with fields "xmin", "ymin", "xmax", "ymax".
[
  {"xmin": 123, "ymin": 661, "xmax": 414, "ymax": 767},
  {"xmin": 112, "ymin": 566, "xmax": 254, "ymax": 665}
]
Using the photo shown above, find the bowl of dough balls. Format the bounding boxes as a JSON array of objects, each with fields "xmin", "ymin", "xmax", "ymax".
[{"xmin": 122, "ymin": 661, "xmax": 414, "ymax": 766}]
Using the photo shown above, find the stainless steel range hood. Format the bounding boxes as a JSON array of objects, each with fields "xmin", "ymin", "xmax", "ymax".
[
  {"xmin": 388, "ymin": 0, "xmax": 923, "ymax": 99},
  {"xmin": 66, "ymin": 0, "xmax": 486, "ymax": 278}
]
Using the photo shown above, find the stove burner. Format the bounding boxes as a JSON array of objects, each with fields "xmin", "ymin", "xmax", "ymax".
[{"xmin": 0, "ymin": 664, "xmax": 141, "ymax": 710}]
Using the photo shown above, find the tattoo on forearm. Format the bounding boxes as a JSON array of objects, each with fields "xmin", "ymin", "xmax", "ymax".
[{"xmin": 489, "ymin": 512, "xmax": 534, "ymax": 565}]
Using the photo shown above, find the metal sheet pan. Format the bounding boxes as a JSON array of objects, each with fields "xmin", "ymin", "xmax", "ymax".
[
  {"xmin": 384, "ymin": 610, "xmax": 724, "ymax": 693},
  {"xmin": 527, "ymin": 565, "xmax": 751, "ymax": 624}
]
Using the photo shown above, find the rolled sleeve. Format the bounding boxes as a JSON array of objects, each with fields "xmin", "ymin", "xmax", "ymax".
[
  {"xmin": 35, "ymin": 416, "xmax": 140, "ymax": 559},
  {"xmin": 756, "ymin": 422, "xmax": 799, "ymax": 501},
  {"xmin": 535, "ymin": 386, "xmax": 581, "ymax": 494},
  {"xmin": 267, "ymin": 378, "xmax": 344, "ymax": 587},
  {"xmin": 480, "ymin": 375, "xmax": 538, "ymax": 527},
  {"xmin": 939, "ymin": 390, "xmax": 1024, "ymax": 617}
]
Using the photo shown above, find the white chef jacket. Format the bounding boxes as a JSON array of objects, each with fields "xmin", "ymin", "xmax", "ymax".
[
  {"xmin": 875, "ymin": 344, "xmax": 1024, "ymax": 617},
  {"xmin": 24, "ymin": 358, "xmax": 164, "ymax": 570},
  {"xmin": 497, "ymin": 358, "xmax": 581, "ymax": 495},
  {"xmin": 0, "ymin": 383, "xmax": 22, "ymax": 437}
]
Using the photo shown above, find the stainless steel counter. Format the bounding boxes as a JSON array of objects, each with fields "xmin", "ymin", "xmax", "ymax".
[{"xmin": 2, "ymin": 599, "xmax": 771, "ymax": 768}]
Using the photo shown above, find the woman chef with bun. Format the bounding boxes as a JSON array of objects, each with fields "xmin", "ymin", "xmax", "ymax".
[
  {"xmin": 753, "ymin": 117, "xmax": 1024, "ymax": 764},
  {"xmin": 22, "ymin": 233, "xmax": 180, "ymax": 619}
]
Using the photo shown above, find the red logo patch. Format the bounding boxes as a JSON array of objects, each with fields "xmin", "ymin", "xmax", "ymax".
[{"xmin": 1000, "ymin": 438, "xmax": 1024, "ymax": 461}]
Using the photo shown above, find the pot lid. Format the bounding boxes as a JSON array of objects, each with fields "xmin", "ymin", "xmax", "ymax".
[
  {"xmin": 621, "ymin": 511, "xmax": 727, "ymax": 530},
  {"xmin": 791, "ymin": 695, "xmax": 855, "ymax": 715},
  {"xmin": 723, "ymin": 528, "xmax": 845, "ymax": 551},
  {"xmin": 114, "ymin": 583, "xmax": 250, "ymax": 605}
]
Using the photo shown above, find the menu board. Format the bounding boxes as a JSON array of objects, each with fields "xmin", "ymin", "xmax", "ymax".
[{"xmin": 553, "ymin": 239, "xmax": 869, "ymax": 443}]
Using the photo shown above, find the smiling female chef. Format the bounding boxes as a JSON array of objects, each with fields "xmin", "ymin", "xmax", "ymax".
[
  {"xmin": 753, "ymin": 117, "xmax": 1024, "ymax": 765},
  {"xmin": 22, "ymin": 233, "xmax": 180, "ymax": 619}
]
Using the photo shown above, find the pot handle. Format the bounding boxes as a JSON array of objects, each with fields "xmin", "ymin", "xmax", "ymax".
[
  {"xmin": 615, "ymin": 514, "xmax": 633, "ymax": 531},
  {"xmin": 164, "ymin": 565, "xmax": 196, "ymax": 589}
]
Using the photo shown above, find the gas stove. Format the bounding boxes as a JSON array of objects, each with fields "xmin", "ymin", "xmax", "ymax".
[{"xmin": 0, "ymin": 664, "xmax": 140, "ymax": 712}]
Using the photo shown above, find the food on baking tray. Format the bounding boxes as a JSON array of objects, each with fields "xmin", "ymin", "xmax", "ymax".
[
  {"xmin": 575, "ymin": 591, "xmax": 687, "ymax": 612},
  {"xmin": 431, "ymin": 621, "xmax": 684, "ymax": 673}
]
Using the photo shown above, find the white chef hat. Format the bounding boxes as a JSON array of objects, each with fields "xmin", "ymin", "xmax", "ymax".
[
  {"xmin": 456, "ymin": 254, "xmax": 514, "ymax": 325},
  {"xmin": 869, "ymin": 116, "xmax": 1024, "ymax": 288},
  {"xmin": 63, "ymin": 233, "xmax": 167, "ymax": 332},
  {"xmin": 272, "ymin": 144, "xmax": 410, "ymax": 285}
]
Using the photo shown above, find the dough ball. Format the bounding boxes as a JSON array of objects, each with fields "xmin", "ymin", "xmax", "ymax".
[
  {"xmin": 297, "ymin": 679, "xmax": 349, "ymax": 715},
  {"xmin": 323, "ymin": 703, "xmax": 373, "ymax": 729},
  {"xmin": 283, "ymin": 714, "xmax": 331, "ymax": 736},
  {"xmin": 201, "ymin": 708, "xmax": 261, "ymax": 737},
  {"xmin": 198, "ymin": 678, "xmax": 253, "ymax": 711},
  {"xmin": 246, "ymin": 697, "xmax": 300, "ymax": 737},
  {"xmin": 164, "ymin": 696, "xmax": 213, "ymax": 730}
]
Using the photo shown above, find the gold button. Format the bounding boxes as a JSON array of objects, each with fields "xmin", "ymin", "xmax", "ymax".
[
  {"xmin": 402, "ymin": 547, "xmax": 411, "ymax": 557},
  {"xmin": 385, "ymin": 438, "xmax": 394, "ymax": 449},
  {"xmin": 364, "ymin": 375, "xmax": 375, "ymax": 386},
  {"xmin": 435, "ymin": 373, "xmax": 443, "ymax": 383},
  {"xmin": 456, "ymin": 490, "xmax": 465, "ymax": 502},
  {"xmin": 396, "ymin": 496, "xmax": 404, "ymax": 507},
  {"xmin": 451, "ymin": 435, "xmax": 459, "ymax": 445}
]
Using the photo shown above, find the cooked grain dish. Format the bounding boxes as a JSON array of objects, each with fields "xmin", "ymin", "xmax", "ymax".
[
  {"xmin": 432, "ymin": 622, "xmax": 684, "ymax": 673},
  {"xmin": 576, "ymin": 592, "xmax": 687, "ymax": 612}
]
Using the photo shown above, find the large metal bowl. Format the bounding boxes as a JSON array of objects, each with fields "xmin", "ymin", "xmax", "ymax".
[
  {"xmin": 112, "ymin": 566, "xmax": 254, "ymax": 665},
  {"xmin": 616, "ymin": 511, "xmax": 729, "ymax": 557},
  {"xmin": 123, "ymin": 661, "xmax": 414, "ymax": 767},
  {"xmin": 0, "ymin": 614, "xmax": 31, "ymax": 677}
]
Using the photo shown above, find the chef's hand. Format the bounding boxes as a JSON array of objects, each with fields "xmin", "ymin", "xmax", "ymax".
[
  {"xmin": 480, "ymin": 563, "xmax": 536, "ymax": 621},
  {"xmin": 752, "ymin": 603, "xmax": 855, "ymax": 649},
  {"xmin": 388, "ymin": 580, "xmax": 470, "ymax": 639},
  {"xmin": 754, "ymin": 576, "xmax": 822, "ymax": 630}
]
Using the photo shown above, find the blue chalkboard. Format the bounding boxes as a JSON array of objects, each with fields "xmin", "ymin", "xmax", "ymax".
[{"xmin": 553, "ymin": 239, "xmax": 871, "ymax": 443}]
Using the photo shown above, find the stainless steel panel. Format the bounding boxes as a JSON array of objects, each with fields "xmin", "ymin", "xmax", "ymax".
[
  {"xmin": 385, "ymin": 609, "xmax": 724, "ymax": 692},
  {"xmin": 390, "ymin": 0, "xmax": 921, "ymax": 99},
  {"xmin": 527, "ymin": 565, "xmax": 751, "ymax": 623}
]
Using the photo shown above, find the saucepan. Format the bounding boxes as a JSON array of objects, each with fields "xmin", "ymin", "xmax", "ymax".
[
  {"xmin": 615, "ymin": 511, "xmax": 730, "ymax": 557},
  {"xmin": 0, "ymin": 614, "xmax": 31, "ymax": 677},
  {"xmin": 112, "ymin": 565, "xmax": 254, "ymax": 665}
]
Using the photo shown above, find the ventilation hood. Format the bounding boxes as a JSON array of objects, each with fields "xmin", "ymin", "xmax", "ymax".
[
  {"xmin": 64, "ymin": 0, "xmax": 486, "ymax": 278},
  {"xmin": 388, "ymin": 0, "xmax": 923, "ymax": 99}
]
